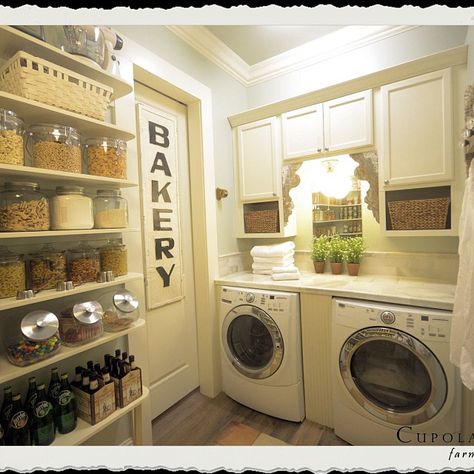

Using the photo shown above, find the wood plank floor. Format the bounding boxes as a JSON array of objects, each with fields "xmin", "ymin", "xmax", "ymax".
[{"xmin": 152, "ymin": 389, "xmax": 349, "ymax": 446}]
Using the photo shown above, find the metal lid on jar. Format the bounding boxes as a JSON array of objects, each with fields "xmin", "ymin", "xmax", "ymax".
[
  {"xmin": 113, "ymin": 290, "xmax": 139, "ymax": 314},
  {"xmin": 96, "ymin": 189, "xmax": 122, "ymax": 197},
  {"xmin": 56, "ymin": 186, "xmax": 86, "ymax": 195},
  {"xmin": 4, "ymin": 181, "xmax": 40, "ymax": 191},
  {"xmin": 21, "ymin": 310, "xmax": 59, "ymax": 341},
  {"xmin": 71, "ymin": 301, "xmax": 103, "ymax": 325}
]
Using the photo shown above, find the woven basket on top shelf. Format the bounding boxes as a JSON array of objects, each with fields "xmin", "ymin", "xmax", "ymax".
[
  {"xmin": 0, "ymin": 50, "xmax": 113, "ymax": 121},
  {"xmin": 244, "ymin": 209, "xmax": 279, "ymax": 233},
  {"xmin": 388, "ymin": 196, "xmax": 450, "ymax": 230}
]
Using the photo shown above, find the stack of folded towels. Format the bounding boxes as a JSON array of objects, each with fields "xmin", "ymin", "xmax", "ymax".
[{"xmin": 250, "ymin": 241, "xmax": 300, "ymax": 281}]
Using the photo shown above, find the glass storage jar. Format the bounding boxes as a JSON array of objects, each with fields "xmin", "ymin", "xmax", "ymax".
[
  {"xmin": 99, "ymin": 289, "xmax": 139, "ymax": 332},
  {"xmin": 93, "ymin": 189, "xmax": 128, "ymax": 229},
  {"xmin": 5, "ymin": 310, "xmax": 61, "ymax": 366},
  {"xmin": 27, "ymin": 124, "xmax": 82, "ymax": 173},
  {"xmin": 28, "ymin": 244, "xmax": 67, "ymax": 292},
  {"xmin": 50, "ymin": 186, "xmax": 94, "ymax": 230},
  {"xmin": 58, "ymin": 301, "xmax": 104, "ymax": 346},
  {"xmin": 99, "ymin": 239, "xmax": 127, "ymax": 277},
  {"xmin": 67, "ymin": 242, "xmax": 100, "ymax": 285},
  {"xmin": 0, "ymin": 108, "xmax": 24, "ymax": 166},
  {"xmin": 0, "ymin": 246, "xmax": 25, "ymax": 298},
  {"xmin": 0, "ymin": 182, "xmax": 50, "ymax": 231},
  {"xmin": 85, "ymin": 137, "xmax": 127, "ymax": 179}
]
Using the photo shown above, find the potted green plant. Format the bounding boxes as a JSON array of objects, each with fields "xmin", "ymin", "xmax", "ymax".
[
  {"xmin": 344, "ymin": 236, "xmax": 365, "ymax": 276},
  {"xmin": 327, "ymin": 235, "xmax": 346, "ymax": 275},
  {"xmin": 311, "ymin": 235, "xmax": 329, "ymax": 273}
]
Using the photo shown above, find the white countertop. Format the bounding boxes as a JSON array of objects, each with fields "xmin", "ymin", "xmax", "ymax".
[{"xmin": 215, "ymin": 272, "xmax": 456, "ymax": 311}]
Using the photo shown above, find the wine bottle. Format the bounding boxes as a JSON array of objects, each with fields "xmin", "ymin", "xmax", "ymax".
[{"xmin": 31, "ymin": 383, "xmax": 55, "ymax": 446}]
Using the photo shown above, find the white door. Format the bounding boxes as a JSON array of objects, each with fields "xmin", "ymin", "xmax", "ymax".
[{"xmin": 135, "ymin": 81, "xmax": 199, "ymax": 419}]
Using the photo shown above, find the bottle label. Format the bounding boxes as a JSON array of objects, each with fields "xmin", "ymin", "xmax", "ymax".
[
  {"xmin": 2, "ymin": 404, "xmax": 13, "ymax": 422},
  {"xmin": 58, "ymin": 390, "xmax": 73, "ymax": 406},
  {"xmin": 10, "ymin": 411, "xmax": 28, "ymax": 429},
  {"xmin": 49, "ymin": 384, "xmax": 61, "ymax": 400},
  {"xmin": 35, "ymin": 401, "xmax": 52, "ymax": 418}
]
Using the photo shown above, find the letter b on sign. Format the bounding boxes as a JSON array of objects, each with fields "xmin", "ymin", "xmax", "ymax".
[{"xmin": 149, "ymin": 121, "xmax": 170, "ymax": 148}]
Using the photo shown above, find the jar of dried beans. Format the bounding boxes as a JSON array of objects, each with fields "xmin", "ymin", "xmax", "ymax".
[
  {"xmin": 28, "ymin": 244, "xmax": 67, "ymax": 292},
  {"xmin": 67, "ymin": 242, "xmax": 100, "ymax": 285},
  {"xmin": 99, "ymin": 239, "xmax": 127, "ymax": 277},
  {"xmin": 27, "ymin": 124, "xmax": 82, "ymax": 174},
  {"xmin": 85, "ymin": 137, "xmax": 127, "ymax": 179},
  {"xmin": 0, "ymin": 108, "xmax": 24, "ymax": 166},
  {"xmin": 0, "ymin": 246, "xmax": 25, "ymax": 298},
  {"xmin": 0, "ymin": 181, "xmax": 50, "ymax": 231}
]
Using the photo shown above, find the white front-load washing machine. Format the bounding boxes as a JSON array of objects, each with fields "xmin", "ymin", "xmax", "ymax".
[
  {"xmin": 332, "ymin": 298, "xmax": 461, "ymax": 445},
  {"xmin": 219, "ymin": 286, "xmax": 305, "ymax": 422}
]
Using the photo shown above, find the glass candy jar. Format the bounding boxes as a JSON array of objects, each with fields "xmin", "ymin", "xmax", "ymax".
[
  {"xmin": 99, "ymin": 240, "xmax": 127, "ymax": 277},
  {"xmin": 99, "ymin": 289, "xmax": 139, "ymax": 332},
  {"xmin": 67, "ymin": 242, "xmax": 100, "ymax": 285},
  {"xmin": 0, "ymin": 108, "xmax": 24, "ymax": 166},
  {"xmin": 93, "ymin": 189, "xmax": 128, "ymax": 229},
  {"xmin": 58, "ymin": 301, "xmax": 104, "ymax": 346},
  {"xmin": 85, "ymin": 137, "xmax": 127, "ymax": 179},
  {"xmin": 0, "ymin": 246, "xmax": 25, "ymax": 298},
  {"xmin": 5, "ymin": 310, "xmax": 61, "ymax": 367},
  {"xmin": 27, "ymin": 124, "xmax": 82, "ymax": 173},
  {"xmin": 0, "ymin": 182, "xmax": 50, "ymax": 231},
  {"xmin": 28, "ymin": 244, "xmax": 67, "ymax": 292},
  {"xmin": 50, "ymin": 186, "xmax": 94, "ymax": 230}
]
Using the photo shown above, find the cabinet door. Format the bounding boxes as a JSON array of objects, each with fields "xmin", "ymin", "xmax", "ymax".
[
  {"xmin": 323, "ymin": 90, "xmax": 373, "ymax": 153},
  {"xmin": 236, "ymin": 117, "xmax": 281, "ymax": 202},
  {"xmin": 381, "ymin": 68, "xmax": 453, "ymax": 187},
  {"xmin": 281, "ymin": 104, "xmax": 324, "ymax": 160}
]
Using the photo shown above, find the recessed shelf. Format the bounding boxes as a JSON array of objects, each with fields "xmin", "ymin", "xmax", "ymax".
[
  {"xmin": 0, "ymin": 272, "xmax": 143, "ymax": 312},
  {"xmin": 0, "ymin": 26, "xmax": 133, "ymax": 100},
  {"xmin": 0, "ymin": 91, "xmax": 135, "ymax": 141},
  {"xmin": 0, "ymin": 318, "xmax": 145, "ymax": 385},
  {"xmin": 0, "ymin": 228, "xmax": 140, "ymax": 240}
]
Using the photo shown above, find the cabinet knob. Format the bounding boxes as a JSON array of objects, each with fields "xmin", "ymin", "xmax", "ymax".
[{"xmin": 384, "ymin": 179, "xmax": 389, "ymax": 184}]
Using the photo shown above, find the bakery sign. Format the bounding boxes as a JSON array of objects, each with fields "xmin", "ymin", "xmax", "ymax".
[{"xmin": 137, "ymin": 103, "xmax": 183, "ymax": 309}]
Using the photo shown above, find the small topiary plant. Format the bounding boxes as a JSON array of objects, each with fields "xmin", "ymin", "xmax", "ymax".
[
  {"xmin": 327, "ymin": 235, "xmax": 346, "ymax": 263},
  {"xmin": 344, "ymin": 236, "xmax": 365, "ymax": 264},
  {"xmin": 311, "ymin": 235, "xmax": 330, "ymax": 262}
]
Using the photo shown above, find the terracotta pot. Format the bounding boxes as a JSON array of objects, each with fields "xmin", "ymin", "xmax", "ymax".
[
  {"xmin": 347, "ymin": 263, "xmax": 360, "ymax": 276},
  {"xmin": 313, "ymin": 261, "xmax": 325, "ymax": 274},
  {"xmin": 330, "ymin": 262, "xmax": 343, "ymax": 275}
]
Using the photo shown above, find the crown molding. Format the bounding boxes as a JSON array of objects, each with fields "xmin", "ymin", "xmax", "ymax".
[{"xmin": 166, "ymin": 25, "xmax": 420, "ymax": 87}]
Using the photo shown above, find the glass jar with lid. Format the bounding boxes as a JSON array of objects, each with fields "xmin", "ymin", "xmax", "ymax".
[
  {"xmin": 0, "ymin": 182, "xmax": 50, "ymax": 231},
  {"xmin": 99, "ymin": 289, "xmax": 139, "ymax": 332},
  {"xmin": 28, "ymin": 244, "xmax": 67, "ymax": 292},
  {"xmin": 0, "ymin": 246, "xmax": 25, "ymax": 298},
  {"xmin": 93, "ymin": 189, "xmax": 128, "ymax": 229},
  {"xmin": 0, "ymin": 108, "xmax": 25, "ymax": 166},
  {"xmin": 99, "ymin": 239, "xmax": 127, "ymax": 277},
  {"xmin": 58, "ymin": 301, "xmax": 104, "ymax": 346},
  {"xmin": 27, "ymin": 124, "xmax": 82, "ymax": 173},
  {"xmin": 85, "ymin": 137, "xmax": 127, "ymax": 179},
  {"xmin": 4, "ymin": 310, "xmax": 61, "ymax": 366},
  {"xmin": 50, "ymin": 186, "xmax": 94, "ymax": 230},
  {"xmin": 67, "ymin": 241, "xmax": 100, "ymax": 285}
]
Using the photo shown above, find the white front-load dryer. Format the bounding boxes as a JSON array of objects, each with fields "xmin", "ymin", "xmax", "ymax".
[
  {"xmin": 332, "ymin": 298, "xmax": 461, "ymax": 445},
  {"xmin": 219, "ymin": 286, "xmax": 305, "ymax": 422}
]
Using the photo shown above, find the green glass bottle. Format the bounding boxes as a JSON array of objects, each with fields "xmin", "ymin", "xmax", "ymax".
[
  {"xmin": 25, "ymin": 376, "xmax": 38, "ymax": 417},
  {"xmin": 6, "ymin": 393, "xmax": 30, "ymax": 445},
  {"xmin": 47, "ymin": 367, "xmax": 61, "ymax": 427},
  {"xmin": 0, "ymin": 386, "xmax": 13, "ymax": 437},
  {"xmin": 56, "ymin": 373, "xmax": 77, "ymax": 434},
  {"xmin": 31, "ymin": 383, "xmax": 55, "ymax": 446}
]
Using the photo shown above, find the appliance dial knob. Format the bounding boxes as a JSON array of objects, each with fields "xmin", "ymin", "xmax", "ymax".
[
  {"xmin": 380, "ymin": 311, "xmax": 396, "ymax": 325},
  {"xmin": 246, "ymin": 293, "xmax": 255, "ymax": 303}
]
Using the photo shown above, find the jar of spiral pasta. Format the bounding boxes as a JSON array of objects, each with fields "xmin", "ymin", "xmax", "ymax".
[
  {"xmin": 0, "ymin": 108, "xmax": 24, "ymax": 166},
  {"xmin": 0, "ymin": 246, "xmax": 25, "ymax": 299},
  {"xmin": 28, "ymin": 244, "xmax": 67, "ymax": 292},
  {"xmin": 67, "ymin": 242, "xmax": 100, "ymax": 285},
  {"xmin": 85, "ymin": 137, "xmax": 127, "ymax": 179},
  {"xmin": 99, "ymin": 239, "xmax": 128, "ymax": 277}
]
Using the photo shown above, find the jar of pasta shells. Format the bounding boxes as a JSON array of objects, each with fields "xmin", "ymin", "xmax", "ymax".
[
  {"xmin": 28, "ymin": 244, "xmax": 67, "ymax": 292},
  {"xmin": 0, "ymin": 108, "xmax": 24, "ymax": 166},
  {"xmin": 27, "ymin": 124, "xmax": 82, "ymax": 173},
  {"xmin": 0, "ymin": 182, "xmax": 50, "ymax": 231},
  {"xmin": 67, "ymin": 242, "xmax": 100, "ymax": 285},
  {"xmin": 0, "ymin": 246, "xmax": 25, "ymax": 299},
  {"xmin": 99, "ymin": 239, "xmax": 127, "ymax": 277},
  {"xmin": 85, "ymin": 137, "xmax": 127, "ymax": 179}
]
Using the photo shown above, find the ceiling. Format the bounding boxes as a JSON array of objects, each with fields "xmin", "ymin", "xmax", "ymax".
[{"xmin": 206, "ymin": 25, "xmax": 344, "ymax": 65}]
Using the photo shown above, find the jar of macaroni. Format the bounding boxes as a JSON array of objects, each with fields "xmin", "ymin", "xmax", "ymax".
[
  {"xmin": 0, "ymin": 108, "xmax": 24, "ymax": 166},
  {"xmin": 85, "ymin": 137, "xmax": 127, "ymax": 179}
]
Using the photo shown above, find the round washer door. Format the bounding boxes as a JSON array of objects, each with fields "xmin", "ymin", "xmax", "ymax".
[
  {"xmin": 339, "ymin": 326, "xmax": 447, "ymax": 425},
  {"xmin": 222, "ymin": 304, "xmax": 284, "ymax": 379}
]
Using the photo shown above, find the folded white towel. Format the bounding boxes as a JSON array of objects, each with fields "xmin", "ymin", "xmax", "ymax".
[
  {"xmin": 252, "ymin": 261, "xmax": 294, "ymax": 271},
  {"xmin": 252, "ymin": 269, "xmax": 273, "ymax": 275},
  {"xmin": 272, "ymin": 265, "xmax": 299, "ymax": 274},
  {"xmin": 252, "ymin": 253, "xmax": 295, "ymax": 264},
  {"xmin": 271, "ymin": 271, "xmax": 301, "ymax": 281},
  {"xmin": 251, "ymin": 241, "xmax": 295, "ymax": 258}
]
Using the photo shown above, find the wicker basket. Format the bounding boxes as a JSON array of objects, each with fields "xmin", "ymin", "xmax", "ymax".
[
  {"xmin": 244, "ymin": 209, "xmax": 279, "ymax": 233},
  {"xmin": 388, "ymin": 197, "xmax": 450, "ymax": 230},
  {"xmin": 0, "ymin": 50, "xmax": 113, "ymax": 121}
]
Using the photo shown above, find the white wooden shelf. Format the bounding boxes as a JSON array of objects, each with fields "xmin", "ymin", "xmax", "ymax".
[
  {"xmin": 0, "ymin": 228, "xmax": 140, "ymax": 240},
  {"xmin": 0, "ymin": 91, "xmax": 135, "ymax": 141},
  {"xmin": 0, "ymin": 163, "xmax": 138, "ymax": 188},
  {"xmin": 53, "ymin": 386, "xmax": 149, "ymax": 446},
  {"xmin": 0, "ymin": 272, "xmax": 143, "ymax": 312},
  {"xmin": 0, "ymin": 26, "xmax": 133, "ymax": 100},
  {"xmin": 0, "ymin": 318, "xmax": 145, "ymax": 385}
]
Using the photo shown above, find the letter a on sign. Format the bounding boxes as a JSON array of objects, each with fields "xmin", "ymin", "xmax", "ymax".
[{"xmin": 137, "ymin": 103, "xmax": 183, "ymax": 309}]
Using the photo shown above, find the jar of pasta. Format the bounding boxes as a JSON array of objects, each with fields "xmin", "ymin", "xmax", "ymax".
[
  {"xmin": 67, "ymin": 242, "xmax": 100, "ymax": 285},
  {"xmin": 28, "ymin": 244, "xmax": 67, "ymax": 292},
  {"xmin": 85, "ymin": 137, "xmax": 127, "ymax": 179},
  {"xmin": 0, "ymin": 246, "xmax": 25, "ymax": 298},
  {"xmin": 58, "ymin": 301, "xmax": 103, "ymax": 346},
  {"xmin": 99, "ymin": 239, "xmax": 127, "ymax": 277},
  {"xmin": 0, "ymin": 108, "xmax": 24, "ymax": 166}
]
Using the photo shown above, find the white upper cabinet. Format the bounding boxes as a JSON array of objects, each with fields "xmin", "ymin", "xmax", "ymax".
[
  {"xmin": 236, "ymin": 117, "xmax": 281, "ymax": 202},
  {"xmin": 323, "ymin": 90, "xmax": 373, "ymax": 152},
  {"xmin": 380, "ymin": 68, "xmax": 453, "ymax": 187},
  {"xmin": 281, "ymin": 104, "xmax": 324, "ymax": 160}
]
